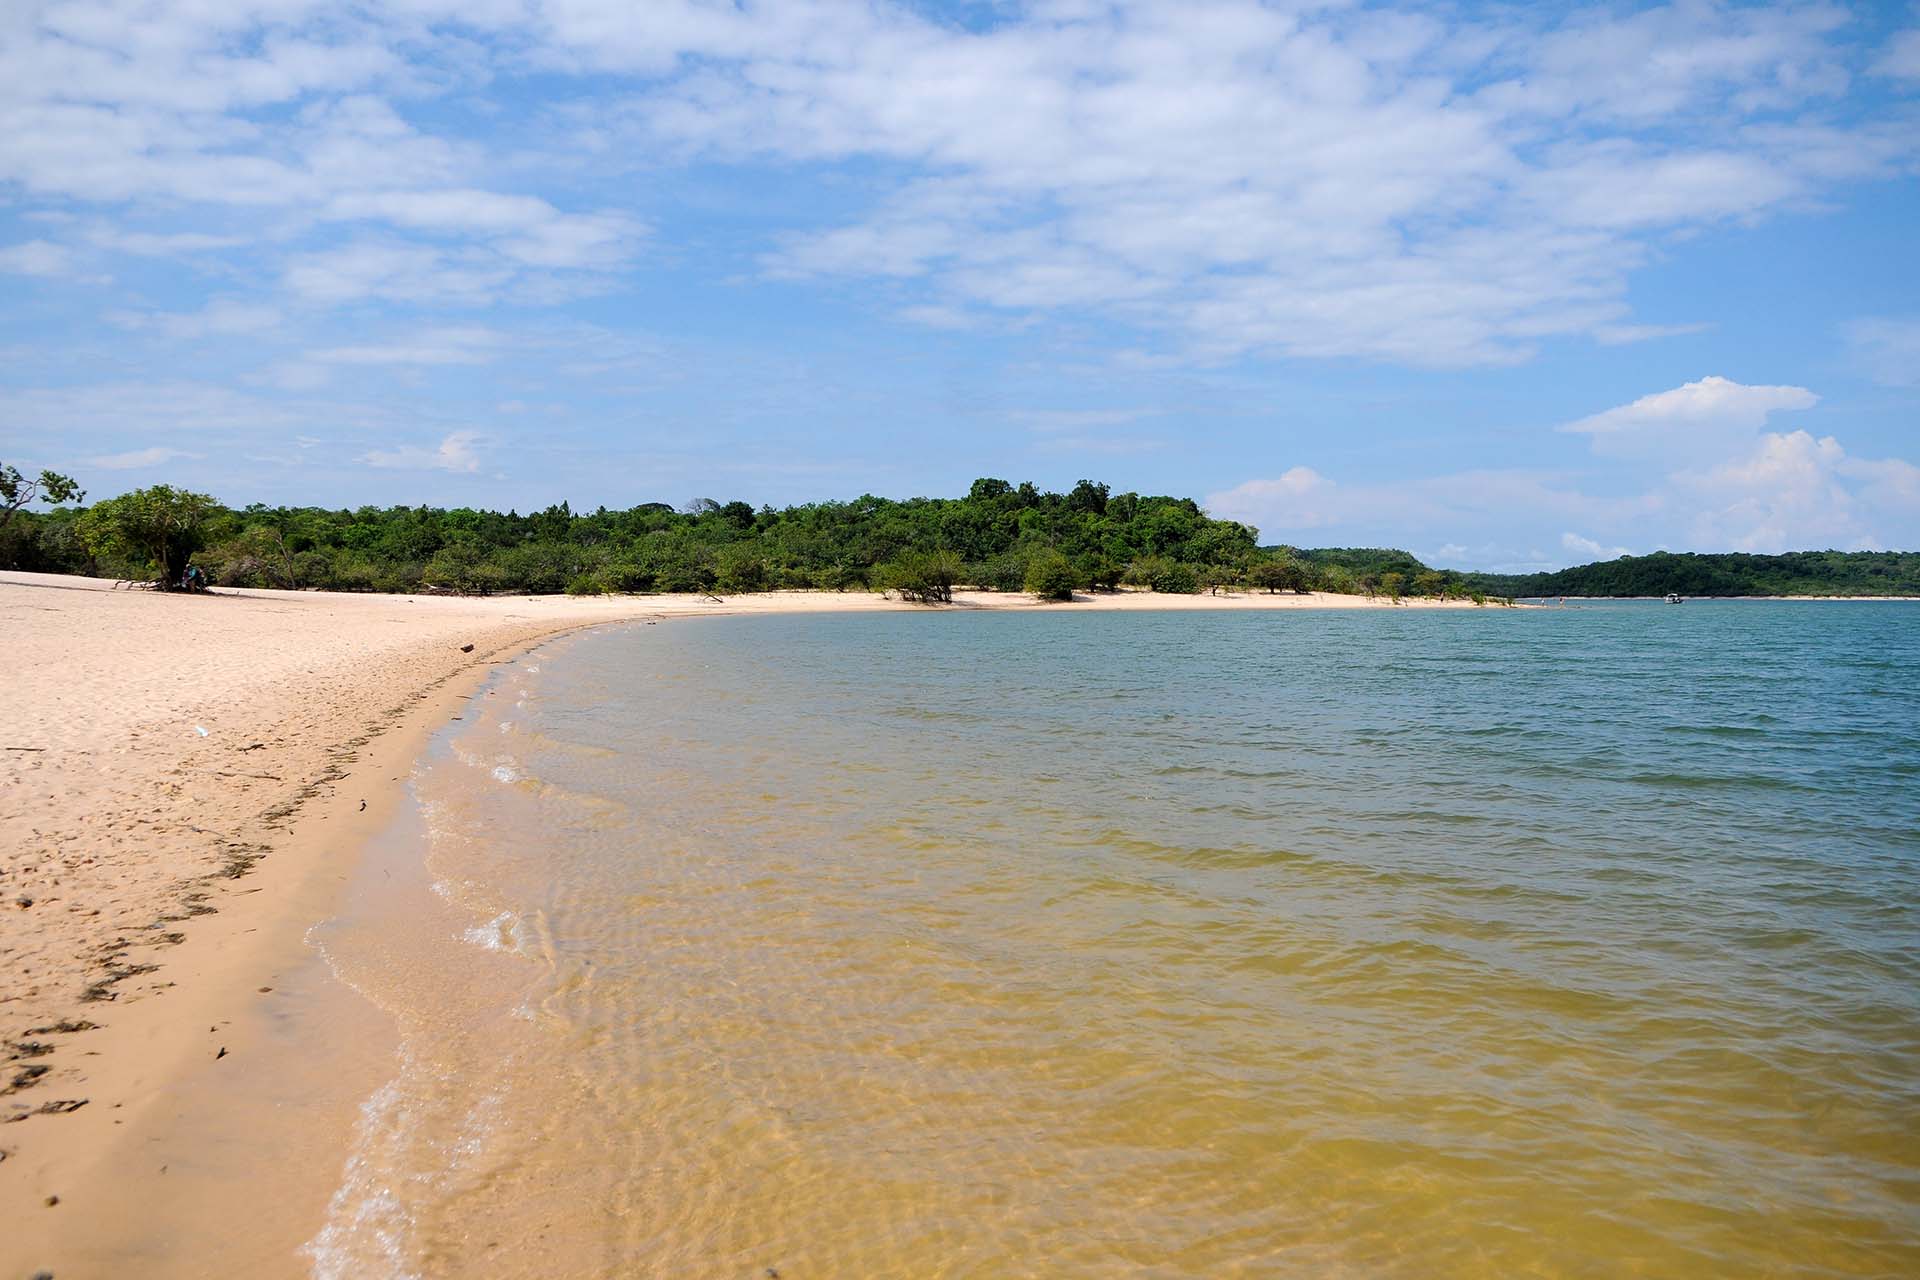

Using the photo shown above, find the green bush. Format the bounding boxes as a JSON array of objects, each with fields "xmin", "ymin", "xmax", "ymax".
[
  {"xmin": 715, "ymin": 544, "xmax": 772, "ymax": 593},
  {"xmin": 1248, "ymin": 556, "xmax": 1307, "ymax": 594},
  {"xmin": 878, "ymin": 549, "xmax": 963, "ymax": 602},
  {"xmin": 604, "ymin": 553, "xmax": 655, "ymax": 593},
  {"xmin": 496, "ymin": 542, "xmax": 584, "ymax": 594},
  {"xmin": 653, "ymin": 547, "xmax": 717, "ymax": 593},
  {"xmin": 1199, "ymin": 563, "xmax": 1242, "ymax": 595},
  {"xmin": 566, "ymin": 572, "xmax": 610, "ymax": 596},
  {"xmin": 327, "ymin": 553, "xmax": 381, "ymax": 592},
  {"xmin": 809, "ymin": 562, "xmax": 866, "ymax": 592},
  {"xmin": 1123, "ymin": 554, "xmax": 1171, "ymax": 588},
  {"xmin": 1150, "ymin": 561, "xmax": 1200, "ymax": 594},
  {"xmin": 1080, "ymin": 553, "xmax": 1124, "ymax": 591},
  {"xmin": 1024, "ymin": 548, "xmax": 1080, "ymax": 601},
  {"xmin": 293, "ymin": 549, "xmax": 334, "ymax": 588},
  {"xmin": 972, "ymin": 553, "xmax": 1027, "ymax": 592},
  {"xmin": 375, "ymin": 562, "xmax": 425, "ymax": 593},
  {"xmin": 423, "ymin": 543, "xmax": 499, "ymax": 595},
  {"xmin": 1314, "ymin": 563, "xmax": 1358, "ymax": 594}
]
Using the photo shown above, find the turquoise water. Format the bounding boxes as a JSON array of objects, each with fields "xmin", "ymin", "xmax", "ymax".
[{"xmin": 313, "ymin": 602, "xmax": 1920, "ymax": 1277}]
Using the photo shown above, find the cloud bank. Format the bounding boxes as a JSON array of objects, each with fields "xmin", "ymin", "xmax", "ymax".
[
  {"xmin": 1210, "ymin": 376, "xmax": 1919, "ymax": 565},
  {"xmin": 3, "ymin": 1, "xmax": 1916, "ymax": 365}
]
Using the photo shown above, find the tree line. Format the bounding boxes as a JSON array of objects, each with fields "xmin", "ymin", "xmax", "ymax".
[
  {"xmin": 1463, "ymin": 550, "xmax": 1920, "ymax": 598},
  {"xmin": 0, "ymin": 469, "xmax": 1508, "ymax": 602}
]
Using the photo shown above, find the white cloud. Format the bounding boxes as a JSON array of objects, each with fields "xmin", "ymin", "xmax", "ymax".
[
  {"xmin": 283, "ymin": 242, "xmax": 511, "ymax": 305},
  {"xmin": 0, "ymin": 239, "xmax": 78, "ymax": 277},
  {"xmin": 0, "ymin": 0, "xmax": 1903, "ymax": 366},
  {"xmin": 87, "ymin": 228, "xmax": 249, "ymax": 256},
  {"xmin": 1206, "ymin": 467, "xmax": 1344, "ymax": 533},
  {"xmin": 308, "ymin": 327, "xmax": 507, "ymax": 367},
  {"xmin": 1561, "ymin": 375, "xmax": 1819, "ymax": 460},
  {"xmin": 1842, "ymin": 453, "xmax": 1920, "ymax": 509},
  {"xmin": 1564, "ymin": 375, "xmax": 1819, "ymax": 435},
  {"xmin": 1209, "ymin": 372, "xmax": 1920, "ymax": 563},
  {"xmin": 1871, "ymin": 29, "xmax": 1920, "ymax": 80},
  {"xmin": 85, "ymin": 446, "xmax": 202, "ymax": 471},
  {"xmin": 1680, "ymin": 430, "xmax": 1866, "ymax": 552},
  {"xmin": 1561, "ymin": 531, "xmax": 1633, "ymax": 561},
  {"xmin": 0, "ymin": 23, "xmax": 639, "ymax": 303},
  {"xmin": 0, "ymin": 381, "xmax": 301, "ymax": 436},
  {"xmin": 111, "ymin": 298, "xmax": 283, "ymax": 339},
  {"xmin": 586, "ymin": 0, "xmax": 1910, "ymax": 364},
  {"xmin": 322, "ymin": 188, "xmax": 559, "ymax": 233},
  {"xmin": 1591, "ymin": 321, "xmax": 1712, "ymax": 346},
  {"xmin": 1679, "ymin": 432, "xmax": 1920, "ymax": 555},
  {"xmin": 359, "ymin": 430, "xmax": 486, "ymax": 473},
  {"xmin": 1212, "ymin": 439, "xmax": 1917, "ymax": 565},
  {"xmin": 895, "ymin": 304, "xmax": 982, "ymax": 331},
  {"xmin": 1475, "ymin": 1, "xmax": 1851, "ymax": 122},
  {"xmin": 1844, "ymin": 317, "xmax": 1920, "ymax": 387},
  {"xmin": 321, "ymin": 190, "xmax": 642, "ymax": 269}
]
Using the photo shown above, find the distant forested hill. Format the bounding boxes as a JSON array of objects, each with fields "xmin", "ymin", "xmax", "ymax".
[{"xmin": 1463, "ymin": 550, "xmax": 1920, "ymax": 598}]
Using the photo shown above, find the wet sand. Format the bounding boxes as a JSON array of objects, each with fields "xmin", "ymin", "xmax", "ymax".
[{"xmin": 0, "ymin": 571, "xmax": 1491, "ymax": 1275}]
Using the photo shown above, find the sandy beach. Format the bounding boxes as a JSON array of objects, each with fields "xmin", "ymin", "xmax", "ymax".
[{"xmin": 0, "ymin": 571, "xmax": 1490, "ymax": 1274}]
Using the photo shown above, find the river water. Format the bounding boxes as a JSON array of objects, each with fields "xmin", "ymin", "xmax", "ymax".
[{"xmin": 305, "ymin": 603, "xmax": 1920, "ymax": 1277}]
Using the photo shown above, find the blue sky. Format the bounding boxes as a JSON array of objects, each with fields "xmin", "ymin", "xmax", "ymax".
[{"xmin": 2, "ymin": 0, "xmax": 1917, "ymax": 570}]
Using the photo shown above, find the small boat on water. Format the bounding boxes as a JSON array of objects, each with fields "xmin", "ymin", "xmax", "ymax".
[{"xmin": 1664, "ymin": 592, "xmax": 1684, "ymax": 604}]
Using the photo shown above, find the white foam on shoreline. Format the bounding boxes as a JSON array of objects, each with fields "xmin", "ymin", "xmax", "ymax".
[
  {"xmin": 300, "ymin": 911, "xmax": 427, "ymax": 1280},
  {"xmin": 300, "ymin": 652, "xmax": 557, "ymax": 1279},
  {"xmin": 302, "ymin": 1071, "xmax": 422, "ymax": 1280},
  {"xmin": 462, "ymin": 910, "xmax": 520, "ymax": 952}
]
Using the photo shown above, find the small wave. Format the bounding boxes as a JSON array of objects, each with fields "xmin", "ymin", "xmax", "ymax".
[
  {"xmin": 1658, "ymin": 723, "xmax": 1770, "ymax": 739},
  {"xmin": 492, "ymin": 763, "xmax": 521, "ymax": 784},
  {"xmin": 463, "ymin": 911, "xmax": 519, "ymax": 952},
  {"xmin": 1625, "ymin": 771, "xmax": 1803, "ymax": 791},
  {"xmin": 302, "ymin": 1074, "xmax": 422, "ymax": 1280}
]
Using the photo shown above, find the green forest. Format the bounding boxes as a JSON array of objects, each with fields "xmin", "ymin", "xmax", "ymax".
[
  {"xmin": 0, "ymin": 469, "xmax": 1497, "ymax": 602},
  {"xmin": 6, "ymin": 464, "xmax": 1909, "ymax": 600},
  {"xmin": 1464, "ymin": 550, "xmax": 1920, "ymax": 598}
]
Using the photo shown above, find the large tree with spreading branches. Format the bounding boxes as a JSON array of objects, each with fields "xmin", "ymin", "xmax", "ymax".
[{"xmin": 0, "ymin": 463, "xmax": 83, "ymax": 528}]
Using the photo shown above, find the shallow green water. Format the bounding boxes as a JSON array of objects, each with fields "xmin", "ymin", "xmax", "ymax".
[{"xmin": 310, "ymin": 603, "xmax": 1920, "ymax": 1277}]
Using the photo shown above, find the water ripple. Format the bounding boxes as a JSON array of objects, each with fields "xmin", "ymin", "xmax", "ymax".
[{"xmin": 319, "ymin": 603, "xmax": 1920, "ymax": 1278}]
